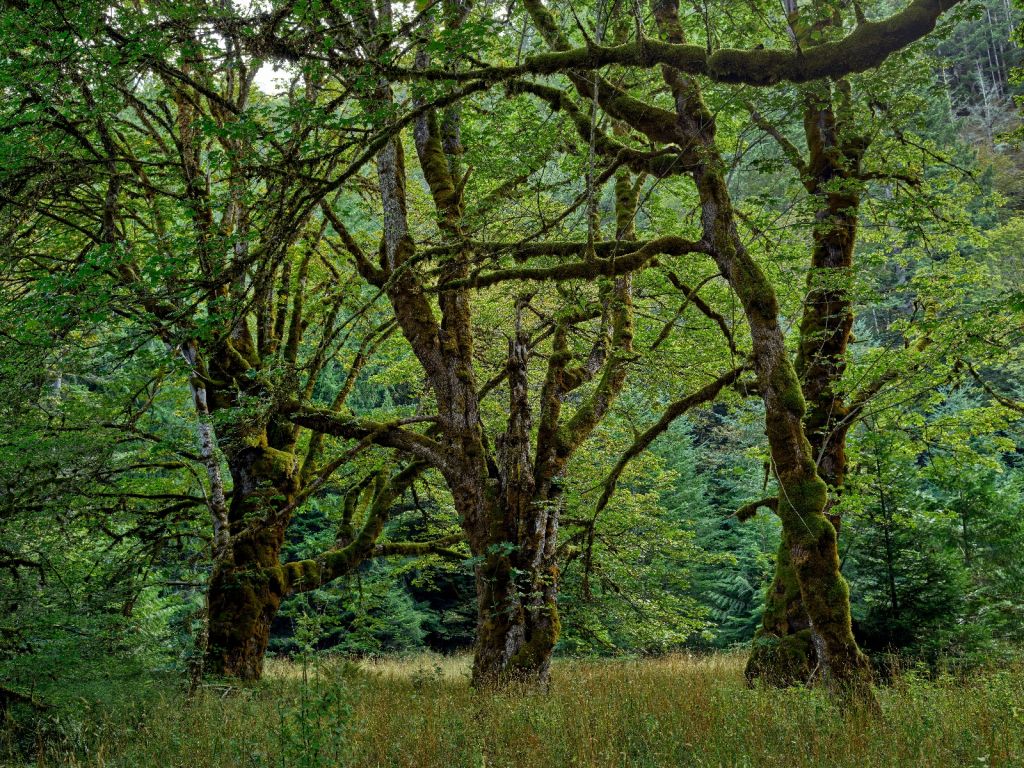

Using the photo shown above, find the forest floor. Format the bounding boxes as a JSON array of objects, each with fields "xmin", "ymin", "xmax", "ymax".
[{"xmin": 6, "ymin": 652, "xmax": 1024, "ymax": 767}]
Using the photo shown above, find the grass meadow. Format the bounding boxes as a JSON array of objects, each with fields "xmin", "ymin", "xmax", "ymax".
[{"xmin": 6, "ymin": 652, "xmax": 1024, "ymax": 767}]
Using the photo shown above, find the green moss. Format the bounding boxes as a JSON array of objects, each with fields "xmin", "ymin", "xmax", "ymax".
[
  {"xmin": 266, "ymin": 566, "xmax": 285, "ymax": 594},
  {"xmin": 320, "ymin": 549, "xmax": 355, "ymax": 578},
  {"xmin": 779, "ymin": 385, "xmax": 806, "ymax": 415},
  {"xmin": 707, "ymin": 48, "xmax": 790, "ymax": 85},
  {"xmin": 745, "ymin": 629, "xmax": 815, "ymax": 687},
  {"xmin": 794, "ymin": 476, "xmax": 827, "ymax": 509},
  {"xmin": 249, "ymin": 447, "xmax": 296, "ymax": 484},
  {"xmin": 757, "ymin": 533, "xmax": 807, "ymax": 640},
  {"xmin": 825, "ymin": 575, "xmax": 850, "ymax": 606},
  {"xmin": 275, "ymin": 560, "xmax": 322, "ymax": 592},
  {"xmin": 509, "ymin": 604, "xmax": 561, "ymax": 676}
]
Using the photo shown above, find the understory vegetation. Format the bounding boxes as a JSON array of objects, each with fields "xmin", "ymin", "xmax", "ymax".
[{"xmin": 8, "ymin": 654, "xmax": 1024, "ymax": 768}]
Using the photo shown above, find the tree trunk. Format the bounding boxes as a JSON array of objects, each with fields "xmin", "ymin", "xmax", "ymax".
[
  {"xmin": 624, "ymin": 0, "xmax": 872, "ymax": 697},
  {"xmin": 471, "ymin": 547, "xmax": 560, "ymax": 688},
  {"xmin": 747, "ymin": 88, "xmax": 864, "ymax": 688},
  {"xmin": 694, "ymin": 156, "xmax": 872, "ymax": 699},
  {"xmin": 204, "ymin": 444, "xmax": 297, "ymax": 680},
  {"xmin": 471, "ymin": 334, "xmax": 561, "ymax": 688},
  {"xmin": 745, "ymin": 530, "xmax": 815, "ymax": 686},
  {"xmin": 204, "ymin": 527, "xmax": 285, "ymax": 680}
]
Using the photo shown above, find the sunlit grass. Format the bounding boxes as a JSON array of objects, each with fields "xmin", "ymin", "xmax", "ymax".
[{"xmin": 9, "ymin": 652, "xmax": 1024, "ymax": 767}]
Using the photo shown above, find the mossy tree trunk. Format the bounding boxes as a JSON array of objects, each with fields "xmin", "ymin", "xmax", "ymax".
[
  {"xmin": 331, "ymin": 10, "xmax": 638, "ymax": 688},
  {"xmin": 644, "ymin": 0, "xmax": 872, "ymax": 697},
  {"xmin": 204, "ymin": 443, "xmax": 297, "ymax": 680},
  {"xmin": 173, "ymin": 85, "xmax": 430, "ymax": 681},
  {"xmin": 202, "ymin": 441, "xmax": 431, "ymax": 680},
  {"xmin": 519, "ymin": 0, "xmax": 873, "ymax": 697},
  {"xmin": 687, "ymin": 155, "xmax": 870, "ymax": 695},
  {"xmin": 466, "ymin": 273, "xmax": 631, "ymax": 687},
  {"xmin": 747, "ymin": 3, "xmax": 869, "ymax": 687},
  {"xmin": 747, "ymin": 124, "xmax": 862, "ymax": 684},
  {"xmin": 470, "ymin": 331, "xmax": 562, "ymax": 687},
  {"xmin": 733, "ymin": 123, "xmax": 871, "ymax": 695},
  {"xmin": 145, "ymin": 58, "xmax": 359, "ymax": 682},
  {"xmin": 471, "ymin": 526, "xmax": 561, "ymax": 687}
]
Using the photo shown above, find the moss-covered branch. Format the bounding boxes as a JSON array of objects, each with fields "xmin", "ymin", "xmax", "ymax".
[
  {"xmin": 558, "ymin": 276, "xmax": 634, "ymax": 454},
  {"xmin": 661, "ymin": 269, "xmax": 738, "ymax": 353},
  {"xmin": 507, "ymin": 81, "xmax": 693, "ymax": 176},
  {"xmin": 746, "ymin": 102, "xmax": 810, "ymax": 182},
  {"xmin": 442, "ymin": 236, "xmax": 706, "ymax": 290},
  {"xmin": 338, "ymin": 0, "xmax": 963, "ymax": 88},
  {"xmin": 278, "ymin": 463, "xmax": 426, "ymax": 595},
  {"xmin": 285, "ymin": 406, "xmax": 448, "ymax": 471},
  {"xmin": 320, "ymin": 201, "xmax": 385, "ymax": 285},
  {"xmin": 966, "ymin": 363, "xmax": 1024, "ymax": 415},
  {"xmin": 373, "ymin": 535, "xmax": 466, "ymax": 561},
  {"xmin": 735, "ymin": 496, "xmax": 779, "ymax": 522}
]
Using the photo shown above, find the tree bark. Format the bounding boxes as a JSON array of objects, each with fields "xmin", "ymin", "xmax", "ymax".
[
  {"xmin": 748, "ymin": 73, "xmax": 866, "ymax": 688},
  {"xmin": 471, "ymin": 536, "xmax": 560, "ymax": 687},
  {"xmin": 204, "ymin": 444, "xmax": 297, "ymax": 680},
  {"xmin": 204, "ymin": 533, "xmax": 284, "ymax": 681},
  {"xmin": 471, "ymin": 332, "xmax": 560, "ymax": 686},
  {"xmin": 648, "ymin": 0, "xmax": 873, "ymax": 699}
]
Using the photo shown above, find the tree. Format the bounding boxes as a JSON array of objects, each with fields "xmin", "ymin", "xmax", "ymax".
[
  {"xmin": 304, "ymin": 0, "xmax": 965, "ymax": 695},
  {"xmin": 0, "ymin": 0, "xmax": 464, "ymax": 681}
]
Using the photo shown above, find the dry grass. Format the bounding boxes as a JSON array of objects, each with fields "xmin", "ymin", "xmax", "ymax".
[{"xmin": 10, "ymin": 652, "xmax": 1024, "ymax": 767}]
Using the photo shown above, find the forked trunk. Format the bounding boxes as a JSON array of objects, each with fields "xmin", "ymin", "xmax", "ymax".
[
  {"xmin": 691, "ymin": 159, "xmax": 872, "ymax": 699},
  {"xmin": 746, "ymin": 424, "xmax": 851, "ymax": 686},
  {"xmin": 748, "ymin": 89, "xmax": 863, "ymax": 688},
  {"xmin": 471, "ymin": 332, "xmax": 561, "ymax": 688}
]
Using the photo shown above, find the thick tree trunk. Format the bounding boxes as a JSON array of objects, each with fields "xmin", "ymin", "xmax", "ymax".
[
  {"xmin": 692, "ymin": 138, "xmax": 871, "ymax": 699},
  {"xmin": 773, "ymin": 479, "xmax": 870, "ymax": 694},
  {"xmin": 471, "ymin": 550, "xmax": 560, "ymax": 687},
  {"xmin": 472, "ymin": 550, "xmax": 525, "ymax": 686},
  {"xmin": 204, "ymin": 444, "xmax": 296, "ymax": 680},
  {"xmin": 748, "ymin": 89, "xmax": 864, "ymax": 688},
  {"xmin": 204, "ymin": 528, "xmax": 285, "ymax": 680},
  {"xmin": 470, "ymin": 334, "xmax": 561, "ymax": 688}
]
